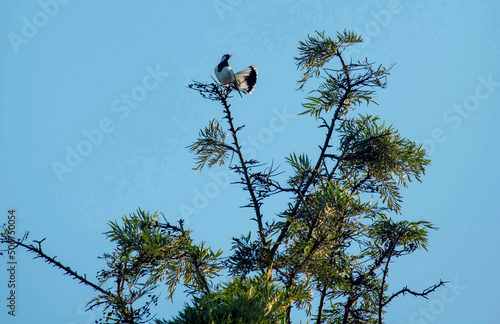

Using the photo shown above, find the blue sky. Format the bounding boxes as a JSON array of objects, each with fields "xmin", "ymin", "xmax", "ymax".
[{"xmin": 1, "ymin": 1, "xmax": 499, "ymax": 323}]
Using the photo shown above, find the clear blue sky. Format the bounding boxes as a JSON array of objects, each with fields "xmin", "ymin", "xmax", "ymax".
[{"xmin": 1, "ymin": 1, "xmax": 499, "ymax": 323}]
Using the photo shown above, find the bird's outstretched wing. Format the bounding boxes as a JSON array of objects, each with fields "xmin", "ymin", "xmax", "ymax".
[{"xmin": 234, "ymin": 66, "xmax": 258, "ymax": 94}]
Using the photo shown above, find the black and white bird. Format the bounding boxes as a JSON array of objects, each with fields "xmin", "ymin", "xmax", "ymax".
[{"xmin": 214, "ymin": 54, "xmax": 258, "ymax": 97}]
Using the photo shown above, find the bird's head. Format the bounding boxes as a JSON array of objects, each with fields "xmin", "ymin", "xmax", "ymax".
[{"xmin": 220, "ymin": 54, "xmax": 232, "ymax": 62}]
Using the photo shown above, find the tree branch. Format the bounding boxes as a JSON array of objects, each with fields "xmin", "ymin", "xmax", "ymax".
[
  {"xmin": 1, "ymin": 234, "xmax": 111, "ymax": 296},
  {"xmin": 383, "ymin": 280, "xmax": 447, "ymax": 307},
  {"xmin": 316, "ymin": 283, "xmax": 328, "ymax": 324},
  {"xmin": 378, "ymin": 242, "xmax": 396, "ymax": 324},
  {"xmin": 213, "ymin": 84, "xmax": 268, "ymax": 249}
]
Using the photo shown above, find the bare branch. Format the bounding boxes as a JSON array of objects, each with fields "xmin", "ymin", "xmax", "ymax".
[
  {"xmin": 1, "ymin": 234, "xmax": 111, "ymax": 296},
  {"xmin": 383, "ymin": 280, "xmax": 447, "ymax": 307}
]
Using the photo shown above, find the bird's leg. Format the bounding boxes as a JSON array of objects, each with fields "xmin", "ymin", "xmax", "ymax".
[{"xmin": 233, "ymin": 81, "xmax": 243, "ymax": 97}]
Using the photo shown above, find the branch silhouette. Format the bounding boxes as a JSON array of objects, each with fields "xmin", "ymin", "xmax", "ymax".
[{"xmin": 0, "ymin": 232, "xmax": 111, "ymax": 296}]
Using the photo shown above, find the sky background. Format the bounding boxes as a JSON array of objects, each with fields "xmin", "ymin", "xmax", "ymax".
[{"xmin": 1, "ymin": 1, "xmax": 499, "ymax": 323}]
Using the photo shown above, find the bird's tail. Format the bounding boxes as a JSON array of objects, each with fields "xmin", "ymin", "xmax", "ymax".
[{"xmin": 235, "ymin": 66, "xmax": 258, "ymax": 94}]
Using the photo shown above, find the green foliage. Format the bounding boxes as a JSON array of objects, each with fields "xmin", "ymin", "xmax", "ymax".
[
  {"xmin": 367, "ymin": 215, "xmax": 437, "ymax": 253},
  {"xmin": 159, "ymin": 271, "xmax": 311, "ymax": 324},
  {"xmin": 286, "ymin": 152, "xmax": 314, "ymax": 188},
  {"xmin": 295, "ymin": 30, "xmax": 393, "ymax": 120},
  {"xmin": 299, "ymin": 57, "xmax": 393, "ymax": 119},
  {"xmin": 188, "ymin": 119, "xmax": 232, "ymax": 172},
  {"xmin": 106, "ymin": 209, "xmax": 171, "ymax": 255},
  {"xmin": 88, "ymin": 209, "xmax": 222, "ymax": 323},
  {"xmin": 337, "ymin": 114, "xmax": 431, "ymax": 213},
  {"xmin": 295, "ymin": 30, "xmax": 363, "ymax": 89},
  {"xmin": 225, "ymin": 232, "xmax": 268, "ymax": 278},
  {"xmin": 180, "ymin": 242, "xmax": 223, "ymax": 296}
]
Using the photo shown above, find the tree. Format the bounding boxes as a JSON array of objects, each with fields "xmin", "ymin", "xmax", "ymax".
[{"xmin": 1, "ymin": 30, "xmax": 445, "ymax": 324}]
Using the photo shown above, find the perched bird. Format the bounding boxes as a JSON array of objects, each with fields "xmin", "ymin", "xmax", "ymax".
[{"xmin": 214, "ymin": 54, "xmax": 258, "ymax": 97}]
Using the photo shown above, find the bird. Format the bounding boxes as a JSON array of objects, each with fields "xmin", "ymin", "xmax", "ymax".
[{"xmin": 214, "ymin": 54, "xmax": 258, "ymax": 97}]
